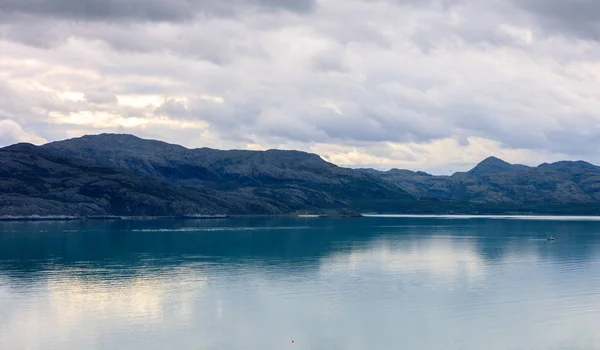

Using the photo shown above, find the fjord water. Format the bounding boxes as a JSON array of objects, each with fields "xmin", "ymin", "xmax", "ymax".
[{"xmin": 2, "ymin": 217, "xmax": 600, "ymax": 349}]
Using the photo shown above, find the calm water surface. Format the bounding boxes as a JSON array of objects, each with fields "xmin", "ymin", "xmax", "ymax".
[{"xmin": 2, "ymin": 216, "xmax": 600, "ymax": 349}]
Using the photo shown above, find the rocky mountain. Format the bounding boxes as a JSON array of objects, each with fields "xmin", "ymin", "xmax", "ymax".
[
  {"xmin": 466, "ymin": 156, "xmax": 530, "ymax": 176},
  {"xmin": 2, "ymin": 134, "xmax": 600, "ymax": 216},
  {"xmin": 41, "ymin": 134, "xmax": 413, "ymax": 210},
  {"xmin": 0, "ymin": 143, "xmax": 285, "ymax": 216},
  {"xmin": 0, "ymin": 134, "xmax": 412, "ymax": 216},
  {"xmin": 375, "ymin": 156, "xmax": 600, "ymax": 212}
]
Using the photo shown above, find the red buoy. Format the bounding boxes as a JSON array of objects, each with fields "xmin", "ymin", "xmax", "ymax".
[{"xmin": 292, "ymin": 340, "xmax": 295, "ymax": 344}]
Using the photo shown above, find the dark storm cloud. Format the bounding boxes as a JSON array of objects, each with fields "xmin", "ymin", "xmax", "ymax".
[{"xmin": 0, "ymin": 0, "xmax": 315, "ymax": 21}]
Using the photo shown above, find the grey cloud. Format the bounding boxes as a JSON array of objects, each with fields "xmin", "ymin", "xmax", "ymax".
[
  {"xmin": 515, "ymin": 0, "xmax": 600, "ymax": 40},
  {"xmin": 153, "ymin": 98, "xmax": 262, "ymax": 141},
  {"xmin": 154, "ymin": 100, "xmax": 190, "ymax": 118},
  {"xmin": 0, "ymin": 0, "xmax": 315, "ymax": 22},
  {"xmin": 0, "ymin": 17, "xmax": 269, "ymax": 65},
  {"xmin": 84, "ymin": 92, "xmax": 117, "ymax": 104},
  {"xmin": 3, "ymin": 0, "xmax": 600, "ymax": 169},
  {"xmin": 544, "ymin": 128, "xmax": 600, "ymax": 156},
  {"xmin": 365, "ymin": 0, "xmax": 462, "ymax": 9},
  {"xmin": 305, "ymin": 101, "xmax": 450, "ymax": 144},
  {"xmin": 0, "ymin": 83, "xmax": 27, "ymax": 117},
  {"xmin": 310, "ymin": 46, "xmax": 348, "ymax": 73}
]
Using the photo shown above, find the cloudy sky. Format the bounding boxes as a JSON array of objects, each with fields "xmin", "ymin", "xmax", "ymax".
[{"xmin": 1, "ymin": 0, "xmax": 600, "ymax": 173}]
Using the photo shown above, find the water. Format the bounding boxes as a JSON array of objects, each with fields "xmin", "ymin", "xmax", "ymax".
[{"xmin": 1, "ymin": 216, "xmax": 600, "ymax": 350}]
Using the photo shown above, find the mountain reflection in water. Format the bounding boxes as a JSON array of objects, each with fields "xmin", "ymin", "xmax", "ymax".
[{"xmin": 1, "ymin": 216, "xmax": 600, "ymax": 350}]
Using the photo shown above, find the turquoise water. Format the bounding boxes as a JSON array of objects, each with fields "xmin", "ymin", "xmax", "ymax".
[{"xmin": 2, "ymin": 216, "xmax": 600, "ymax": 349}]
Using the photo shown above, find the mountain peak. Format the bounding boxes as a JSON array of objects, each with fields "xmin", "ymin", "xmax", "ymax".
[
  {"xmin": 480, "ymin": 156, "xmax": 508, "ymax": 165},
  {"xmin": 468, "ymin": 156, "xmax": 527, "ymax": 175}
]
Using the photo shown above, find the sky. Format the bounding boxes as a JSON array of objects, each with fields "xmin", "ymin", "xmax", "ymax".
[{"xmin": 1, "ymin": 0, "xmax": 600, "ymax": 174}]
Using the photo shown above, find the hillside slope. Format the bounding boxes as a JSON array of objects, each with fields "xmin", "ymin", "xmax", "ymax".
[
  {"xmin": 0, "ymin": 143, "xmax": 284, "ymax": 216},
  {"xmin": 2, "ymin": 134, "xmax": 600, "ymax": 216},
  {"xmin": 42, "ymin": 134, "xmax": 413, "ymax": 211}
]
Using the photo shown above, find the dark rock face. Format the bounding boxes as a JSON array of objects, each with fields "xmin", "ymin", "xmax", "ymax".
[{"xmin": 2, "ymin": 133, "xmax": 600, "ymax": 216}]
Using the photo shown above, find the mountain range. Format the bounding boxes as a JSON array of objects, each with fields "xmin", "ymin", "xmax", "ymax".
[{"xmin": 2, "ymin": 133, "xmax": 600, "ymax": 217}]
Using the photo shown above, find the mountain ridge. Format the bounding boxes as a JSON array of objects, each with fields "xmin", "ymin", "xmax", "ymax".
[
  {"xmin": 2, "ymin": 133, "xmax": 600, "ymax": 216},
  {"xmin": 40, "ymin": 133, "xmax": 600, "ymax": 176}
]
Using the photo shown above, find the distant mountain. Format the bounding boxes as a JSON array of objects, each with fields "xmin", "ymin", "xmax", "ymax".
[
  {"xmin": 373, "ymin": 156, "xmax": 600, "ymax": 209},
  {"xmin": 2, "ymin": 133, "xmax": 600, "ymax": 217},
  {"xmin": 467, "ymin": 156, "xmax": 529, "ymax": 176}
]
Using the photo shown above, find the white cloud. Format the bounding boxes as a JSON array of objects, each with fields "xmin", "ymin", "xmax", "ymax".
[
  {"xmin": 497, "ymin": 24, "xmax": 534, "ymax": 45},
  {"xmin": 0, "ymin": 119, "xmax": 47, "ymax": 146}
]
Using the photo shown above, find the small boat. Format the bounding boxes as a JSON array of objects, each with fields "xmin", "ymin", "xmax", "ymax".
[{"xmin": 546, "ymin": 236, "xmax": 555, "ymax": 241}]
